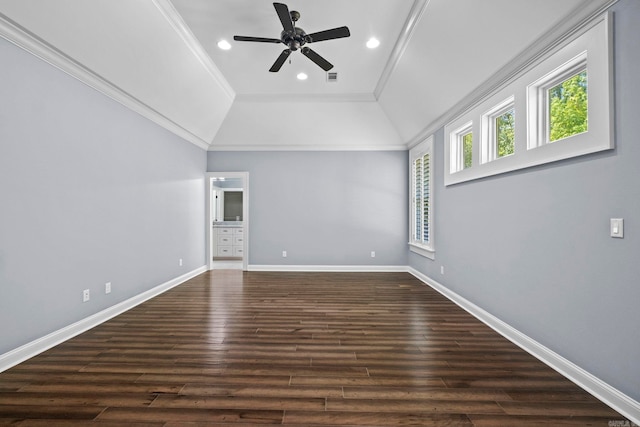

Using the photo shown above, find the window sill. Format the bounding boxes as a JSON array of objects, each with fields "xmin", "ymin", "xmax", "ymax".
[{"xmin": 409, "ymin": 243, "xmax": 435, "ymax": 260}]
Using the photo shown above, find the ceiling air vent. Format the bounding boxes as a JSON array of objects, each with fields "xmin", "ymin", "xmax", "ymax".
[{"xmin": 327, "ymin": 72, "xmax": 338, "ymax": 82}]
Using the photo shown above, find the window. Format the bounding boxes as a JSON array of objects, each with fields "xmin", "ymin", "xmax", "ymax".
[
  {"xmin": 549, "ymin": 70, "xmax": 588, "ymax": 142},
  {"xmin": 462, "ymin": 132, "xmax": 473, "ymax": 169},
  {"xmin": 480, "ymin": 96, "xmax": 515, "ymax": 164},
  {"xmin": 444, "ymin": 13, "xmax": 612, "ymax": 186},
  {"xmin": 496, "ymin": 109, "xmax": 515, "ymax": 157},
  {"xmin": 450, "ymin": 122, "xmax": 473, "ymax": 173},
  {"xmin": 528, "ymin": 51, "xmax": 589, "ymax": 149},
  {"xmin": 410, "ymin": 136, "xmax": 434, "ymax": 259}
]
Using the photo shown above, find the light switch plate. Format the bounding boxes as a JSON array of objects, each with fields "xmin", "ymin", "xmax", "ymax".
[{"xmin": 610, "ymin": 218, "xmax": 624, "ymax": 238}]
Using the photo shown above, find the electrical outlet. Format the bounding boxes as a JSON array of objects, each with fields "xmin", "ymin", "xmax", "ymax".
[
  {"xmin": 282, "ymin": 250, "xmax": 287, "ymax": 258},
  {"xmin": 440, "ymin": 265, "xmax": 445, "ymax": 275},
  {"xmin": 105, "ymin": 282, "xmax": 111, "ymax": 294},
  {"xmin": 179, "ymin": 258, "xmax": 183, "ymax": 266},
  {"xmin": 82, "ymin": 289, "xmax": 90, "ymax": 302},
  {"xmin": 371, "ymin": 251, "xmax": 376, "ymax": 258}
]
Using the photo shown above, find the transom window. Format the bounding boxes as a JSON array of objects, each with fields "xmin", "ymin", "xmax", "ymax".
[
  {"xmin": 528, "ymin": 51, "xmax": 589, "ymax": 149},
  {"xmin": 444, "ymin": 13, "xmax": 612, "ymax": 186},
  {"xmin": 481, "ymin": 96, "xmax": 515, "ymax": 164},
  {"xmin": 548, "ymin": 70, "xmax": 588, "ymax": 143},
  {"xmin": 496, "ymin": 109, "xmax": 515, "ymax": 158},
  {"xmin": 462, "ymin": 131, "xmax": 473, "ymax": 169},
  {"xmin": 450, "ymin": 122, "xmax": 473, "ymax": 173}
]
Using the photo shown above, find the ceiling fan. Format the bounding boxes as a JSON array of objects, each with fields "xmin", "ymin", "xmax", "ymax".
[{"xmin": 233, "ymin": 2, "xmax": 351, "ymax": 72}]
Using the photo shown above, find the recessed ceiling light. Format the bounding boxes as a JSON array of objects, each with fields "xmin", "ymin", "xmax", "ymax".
[
  {"xmin": 297, "ymin": 73, "xmax": 308, "ymax": 80},
  {"xmin": 366, "ymin": 38, "xmax": 380, "ymax": 49},
  {"xmin": 217, "ymin": 40, "xmax": 231, "ymax": 50}
]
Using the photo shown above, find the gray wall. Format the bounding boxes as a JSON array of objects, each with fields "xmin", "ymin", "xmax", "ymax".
[
  {"xmin": 0, "ymin": 37, "xmax": 207, "ymax": 354},
  {"xmin": 410, "ymin": 0, "xmax": 640, "ymax": 401},
  {"xmin": 208, "ymin": 151, "xmax": 408, "ymax": 266}
]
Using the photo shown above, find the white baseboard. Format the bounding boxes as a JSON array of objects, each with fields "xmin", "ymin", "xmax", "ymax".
[
  {"xmin": 0, "ymin": 265, "xmax": 207, "ymax": 373},
  {"xmin": 248, "ymin": 264, "xmax": 407, "ymax": 272},
  {"xmin": 407, "ymin": 267, "xmax": 640, "ymax": 425}
]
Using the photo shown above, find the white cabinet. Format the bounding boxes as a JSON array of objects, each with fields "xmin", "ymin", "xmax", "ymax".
[
  {"xmin": 232, "ymin": 228, "xmax": 243, "ymax": 256},
  {"xmin": 213, "ymin": 225, "xmax": 244, "ymax": 258}
]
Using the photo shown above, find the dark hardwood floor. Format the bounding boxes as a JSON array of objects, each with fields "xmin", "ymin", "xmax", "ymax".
[{"xmin": 0, "ymin": 271, "xmax": 629, "ymax": 426}]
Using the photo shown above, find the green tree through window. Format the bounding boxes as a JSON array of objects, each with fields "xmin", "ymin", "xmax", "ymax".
[
  {"xmin": 463, "ymin": 132, "xmax": 473, "ymax": 169},
  {"xmin": 497, "ymin": 110, "xmax": 515, "ymax": 157},
  {"xmin": 549, "ymin": 71, "xmax": 588, "ymax": 142}
]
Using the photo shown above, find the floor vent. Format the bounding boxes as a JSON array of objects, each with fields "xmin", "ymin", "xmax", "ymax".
[{"xmin": 327, "ymin": 72, "xmax": 338, "ymax": 82}]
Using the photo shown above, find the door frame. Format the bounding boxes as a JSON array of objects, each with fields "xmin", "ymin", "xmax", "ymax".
[{"xmin": 205, "ymin": 172, "xmax": 249, "ymax": 271}]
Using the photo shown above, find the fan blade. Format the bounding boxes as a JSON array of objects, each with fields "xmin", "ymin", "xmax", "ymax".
[
  {"xmin": 301, "ymin": 47, "xmax": 333, "ymax": 71},
  {"xmin": 234, "ymin": 36, "xmax": 281, "ymax": 43},
  {"xmin": 305, "ymin": 26, "xmax": 350, "ymax": 43},
  {"xmin": 273, "ymin": 3, "xmax": 294, "ymax": 33},
  {"xmin": 269, "ymin": 49, "xmax": 291, "ymax": 72}
]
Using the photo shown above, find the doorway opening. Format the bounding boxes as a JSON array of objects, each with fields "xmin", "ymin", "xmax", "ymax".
[{"xmin": 206, "ymin": 172, "xmax": 249, "ymax": 271}]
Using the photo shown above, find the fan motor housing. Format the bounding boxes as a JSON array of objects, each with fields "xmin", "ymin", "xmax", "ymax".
[{"xmin": 281, "ymin": 27, "xmax": 307, "ymax": 51}]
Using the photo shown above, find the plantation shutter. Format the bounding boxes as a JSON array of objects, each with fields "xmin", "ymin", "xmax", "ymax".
[
  {"xmin": 414, "ymin": 157, "xmax": 422, "ymax": 242},
  {"xmin": 413, "ymin": 153, "xmax": 430, "ymax": 246},
  {"xmin": 422, "ymin": 153, "xmax": 430, "ymax": 243}
]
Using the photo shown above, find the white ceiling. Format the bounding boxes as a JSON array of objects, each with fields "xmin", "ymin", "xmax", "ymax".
[
  {"xmin": 0, "ymin": 0, "xmax": 607, "ymax": 151},
  {"xmin": 171, "ymin": 0, "xmax": 415, "ymax": 97}
]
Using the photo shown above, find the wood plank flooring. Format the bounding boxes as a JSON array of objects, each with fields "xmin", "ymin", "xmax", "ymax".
[{"xmin": 0, "ymin": 271, "xmax": 630, "ymax": 426}]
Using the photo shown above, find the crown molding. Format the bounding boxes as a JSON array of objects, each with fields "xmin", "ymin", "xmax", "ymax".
[
  {"xmin": 208, "ymin": 143, "xmax": 408, "ymax": 152},
  {"xmin": 373, "ymin": 0, "xmax": 431, "ymax": 100},
  {"xmin": 152, "ymin": 0, "xmax": 235, "ymax": 102},
  {"xmin": 0, "ymin": 12, "xmax": 213, "ymax": 150},
  {"xmin": 233, "ymin": 92, "xmax": 377, "ymax": 103},
  {"xmin": 406, "ymin": 0, "xmax": 619, "ymax": 149}
]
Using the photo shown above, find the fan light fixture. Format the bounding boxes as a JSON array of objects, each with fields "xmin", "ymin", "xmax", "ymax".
[
  {"xmin": 217, "ymin": 40, "xmax": 232, "ymax": 50},
  {"xmin": 366, "ymin": 38, "xmax": 380, "ymax": 49},
  {"xmin": 233, "ymin": 3, "xmax": 351, "ymax": 72}
]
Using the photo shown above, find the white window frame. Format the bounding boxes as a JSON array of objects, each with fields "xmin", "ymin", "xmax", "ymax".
[
  {"xmin": 481, "ymin": 96, "xmax": 515, "ymax": 164},
  {"xmin": 409, "ymin": 136, "xmax": 435, "ymax": 260},
  {"xmin": 450, "ymin": 121, "xmax": 473, "ymax": 173},
  {"xmin": 444, "ymin": 13, "xmax": 612, "ymax": 186},
  {"xmin": 527, "ymin": 51, "xmax": 588, "ymax": 149}
]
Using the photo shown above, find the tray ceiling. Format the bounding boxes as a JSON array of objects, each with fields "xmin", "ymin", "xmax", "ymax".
[{"xmin": 0, "ymin": 0, "xmax": 607, "ymax": 150}]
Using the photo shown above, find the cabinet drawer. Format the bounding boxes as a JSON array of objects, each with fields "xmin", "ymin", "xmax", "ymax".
[
  {"xmin": 234, "ymin": 236, "xmax": 244, "ymax": 245},
  {"xmin": 233, "ymin": 246, "xmax": 244, "ymax": 256},
  {"xmin": 217, "ymin": 246, "xmax": 232, "ymax": 256},
  {"xmin": 217, "ymin": 236, "xmax": 232, "ymax": 245},
  {"xmin": 233, "ymin": 228, "xmax": 244, "ymax": 235},
  {"xmin": 217, "ymin": 227, "xmax": 233, "ymax": 235}
]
